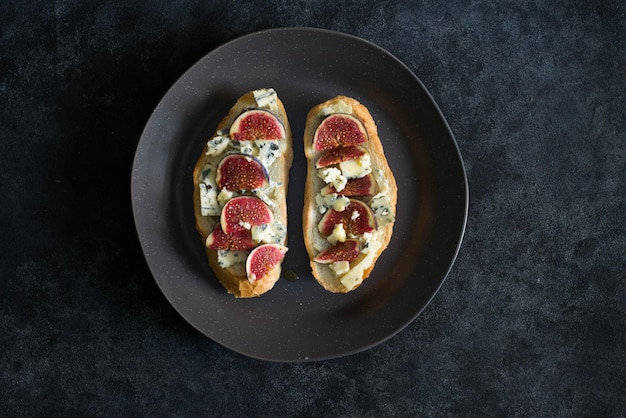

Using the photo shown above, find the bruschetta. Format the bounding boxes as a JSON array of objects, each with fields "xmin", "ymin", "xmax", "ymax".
[
  {"xmin": 302, "ymin": 96, "xmax": 397, "ymax": 292},
  {"xmin": 193, "ymin": 88, "xmax": 292, "ymax": 297}
]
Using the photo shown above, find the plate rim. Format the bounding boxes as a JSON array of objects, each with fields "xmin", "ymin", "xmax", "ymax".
[{"xmin": 131, "ymin": 27, "xmax": 469, "ymax": 362}]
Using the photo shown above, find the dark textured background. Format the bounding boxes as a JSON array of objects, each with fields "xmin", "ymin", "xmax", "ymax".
[{"xmin": 2, "ymin": 1, "xmax": 625, "ymax": 416}]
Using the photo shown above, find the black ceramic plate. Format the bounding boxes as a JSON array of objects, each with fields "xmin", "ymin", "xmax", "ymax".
[{"xmin": 131, "ymin": 28, "xmax": 467, "ymax": 362}]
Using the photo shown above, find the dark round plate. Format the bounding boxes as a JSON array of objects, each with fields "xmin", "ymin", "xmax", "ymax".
[{"xmin": 131, "ymin": 28, "xmax": 468, "ymax": 362}]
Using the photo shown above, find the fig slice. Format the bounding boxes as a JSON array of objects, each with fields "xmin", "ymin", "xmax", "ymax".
[
  {"xmin": 221, "ymin": 196, "xmax": 274, "ymax": 234},
  {"xmin": 321, "ymin": 173, "xmax": 376, "ymax": 197},
  {"xmin": 313, "ymin": 114, "xmax": 367, "ymax": 152},
  {"xmin": 318, "ymin": 199, "xmax": 376, "ymax": 237},
  {"xmin": 313, "ymin": 239, "xmax": 360, "ymax": 263},
  {"xmin": 315, "ymin": 145, "xmax": 367, "ymax": 168},
  {"xmin": 206, "ymin": 223, "xmax": 256, "ymax": 251},
  {"xmin": 230, "ymin": 109, "xmax": 285, "ymax": 141},
  {"xmin": 245, "ymin": 243, "xmax": 288, "ymax": 282},
  {"xmin": 216, "ymin": 154, "xmax": 269, "ymax": 191}
]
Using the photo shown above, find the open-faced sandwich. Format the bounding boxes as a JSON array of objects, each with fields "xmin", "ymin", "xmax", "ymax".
[
  {"xmin": 193, "ymin": 88, "xmax": 292, "ymax": 297},
  {"xmin": 303, "ymin": 96, "xmax": 397, "ymax": 292}
]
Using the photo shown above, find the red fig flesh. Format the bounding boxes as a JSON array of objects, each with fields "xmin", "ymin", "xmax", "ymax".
[
  {"xmin": 206, "ymin": 224, "xmax": 256, "ymax": 250},
  {"xmin": 245, "ymin": 243, "xmax": 288, "ymax": 282},
  {"xmin": 230, "ymin": 109, "xmax": 285, "ymax": 141},
  {"xmin": 221, "ymin": 196, "xmax": 274, "ymax": 234},
  {"xmin": 216, "ymin": 154, "xmax": 269, "ymax": 191},
  {"xmin": 313, "ymin": 114, "xmax": 367, "ymax": 152},
  {"xmin": 313, "ymin": 239, "xmax": 361, "ymax": 263},
  {"xmin": 318, "ymin": 199, "xmax": 376, "ymax": 237},
  {"xmin": 322, "ymin": 173, "xmax": 376, "ymax": 197},
  {"xmin": 315, "ymin": 145, "xmax": 367, "ymax": 168}
]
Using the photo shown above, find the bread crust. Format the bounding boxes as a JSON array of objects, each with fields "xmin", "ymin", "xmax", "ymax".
[
  {"xmin": 303, "ymin": 96, "xmax": 397, "ymax": 292},
  {"xmin": 192, "ymin": 90, "xmax": 292, "ymax": 298}
]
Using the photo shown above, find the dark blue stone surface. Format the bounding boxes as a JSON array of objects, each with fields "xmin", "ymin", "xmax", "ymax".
[{"xmin": 1, "ymin": 1, "xmax": 625, "ymax": 416}]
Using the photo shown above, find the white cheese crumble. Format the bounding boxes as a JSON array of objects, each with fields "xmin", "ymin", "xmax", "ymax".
[
  {"xmin": 329, "ymin": 194, "xmax": 350, "ymax": 211},
  {"xmin": 326, "ymin": 223, "xmax": 347, "ymax": 245},
  {"xmin": 253, "ymin": 88, "xmax": 279, "ymax": 112},
  {"xmin": 199, "ymin": 183, "xmax": 220, "ymax": 217},
  {"xmin": 216, "ymin": 250, "xmax": 248, "ymax": 268},
  {"xmin": 372, "ymin": 168, "xmax": 390, "ymax": 197},
  {"xmin": 199, "ymin": 163, "xmax": 217, "ymax": 188},
  {"xmin": 339, "ymin": 234, "xmax": 384, "ymax": 290},
  {"xmin": 255, "ymin": 140, "xmax": 281, "ymax": 167},
  {"xmin": 315, "ymin": 194, "xmax": 328, "ymax": 214},
  {"xmin": 367, "ymin": 168, "xmax": 394, "ymax": 226},
  {"xmin": 198, "ymin": 164, "xmax": 219, "ymax": 217},
  {"xmin": 271, "ymin": 221, "xmax": 287, "ymax": 244},
  {"xmin": 329, "ymin": 260, "xmax": 350, "ymax": 276},
  {"xmin": 317, "ymin": 167, "xmax": 348, "ymax": 192},
  {"xmin": 370, "ymin": 195, "xmax": 395, "ymax": 227},
  {"xmin": 319, "ymin": 101, "xmax": 353, "ymax": 117},
  {"xmin": 360, "ymin": 232, "xmax": 373, "ymax": 254},
  {"xmin": 251, "ymin": 224, "xmax": 273, "ymax": 244},
  {"xmin": 238, "ymin": 220, "xmax": 252, "ymax": 230},
  {"xmin": 205, "ymin": 129, "xmax": 230, "ymax": 156},
  {"xmin": 239, "ymin": 142, "xmax": 254, "ymax": 155},
  {"xmin": 252, "ymin": 188, "xmax": 275, "ymax": 207},
  {"xmin": 315, "ymin": 193, "xmax": 351, "ymax": 214},
  {"xmin": 251, "ymin": 220, "xmax": 287, "ymax": 244},
  {"xmin": 217, "ymin": 189, "xmax": 234, "ymax": 208},
  {"xmin": 227, "ymin": 139, "xmax": 281, "ymax": 169},
  {"xmin": 339, "ymin": 153, "xmax": 372, "ymax": 179}
]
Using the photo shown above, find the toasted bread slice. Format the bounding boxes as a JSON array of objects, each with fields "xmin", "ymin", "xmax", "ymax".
[
  {"xmin": 303, "ymin": 96, "xmax": 397, "ymax": 292},
  {"xmin": 193, "ymin": 89, "xmax": 292, "ymax": 297}
]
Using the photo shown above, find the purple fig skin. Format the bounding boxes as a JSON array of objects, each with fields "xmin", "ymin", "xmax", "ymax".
[
  {"xmin": 318, "ymin": 199, "xmax": 376, "ymax": 237},
  {"xmin": 313, "ymin": 239, "xmax": 360, "ymax": 263},
  {"xmin": 315, "ymin": 145, "xmax": 367, "ymax": 168},
  {"xmin": 246, "ymin": 243, "xmax": 288, "ymax": 282},
  {"xmin": 221, "ymin": 196, "xmax": 273, "ymax": 234},
  {"xmin": 230, "ymin": 109, "xmax": 285, "ymax": 141},
  {"xmin": 216, "ymin": 153, "xmax": 269, "ymax": 191},
  {"xmin": 313, "ymin": 114, "xmax": 367, "ymax": 152}
]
